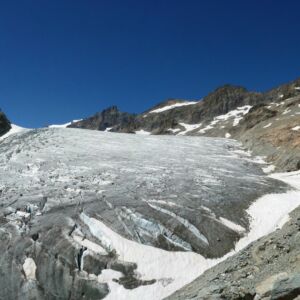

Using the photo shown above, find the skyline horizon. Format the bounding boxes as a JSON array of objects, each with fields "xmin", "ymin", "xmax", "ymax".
[
  {"xmin": 1, "ymin": 1, "xmax": 300, "ymax": 127},
  {"xmin": 3, "ymin": 74, "xmax": 300, "ymax": 128}
]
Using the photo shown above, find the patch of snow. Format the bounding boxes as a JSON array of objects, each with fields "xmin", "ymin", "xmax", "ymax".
[
  {"xmin": 217, "ymin": 105, "xmax": 252, "ymax": 126},
  {"xmin": 234, "ymin": 171, "xmax": 300, "ymax": 252},
  {"xmin": 105, "ymin": 127, "xmax": 113, "ymax": 132},
  {"xmin": 251, "ymin": 156, "xmax": 267, "ymax": 164},
  {"xmin": 262, "ymin": 165, "xmax": 276, "ymax": 174},
  {"xmin": 279, "ymin": 94, "xmax": 284, "ymax": 98},
  {"xmin": 23, "ymin": 258, "xmax": 36, "ymax": 280},
  {"xmin": 98, "ymin": 269, "xmax": 123, "ymax": 283},
  {"xmin": 49, "ymin": 119, "xmax": 82, "ymax": 128},
  {"xmin": 199, "ymin": 106, "xmax": 252, "ymax": 134},
  {"xmin": 225, "ymin": 133, "xmax": 231, "ymax": 138},
  {"xmin": 0, "ymin": 124, "xmax": 27, "ymax": 141},
  {"xmin": 177, "ymin": 123, "xmax": 202, "ymax": 135},
  {"xmin": 201, "ymin": 206, "xmax": 212, "ymax": 213},
  {"xmin": 292, "ymin": 126, "xmax": 300, "ymax": 131},
  {"xmin": 16, "ymin": 211, "xmax": 30, "ymax": 218},
  {"xmin": 294, "ymin": 87, "xmax": 300, "ymax": 90},
  {"xmin": 282, "ymin": 109, "xmax": 291, "ymax": 115},
  {"xmin": 168, "ymin": 128, "xmax": 181, "ymax": 134},
  {"xmin": 135, "ymin": 130, "xmax": 151, "ymax": 135},
  {"xmin": 263, "ymin": 123, "xmax": 272, "ymax": 128},
  {"xmin": 233, "ymin": 149, "xmax": 266, "ymax": 165},
  {"xmin": 272, "ymin": 170, "xmax": 300, "ymax": 189},
  {"xmin": 219, "ymin": 217, "xmax": 246, "ymax": 233},
  {"xmin": 146, "ymin": 199, "xmax": 180, "ymax": 207},
  {"xmin": 198, "ymin": 123, "xmax": 214, "ymax": 134},
  {"xmin": 73, "ymin": 235, "xmax": 107, "ymax": 255},
  {"xmin": 276, "ymin": 215, "xmax": 290, "ymax": 229},
  {"xmin": 149, "ymin": 101, "xmax": 198, "ymax": 114}
]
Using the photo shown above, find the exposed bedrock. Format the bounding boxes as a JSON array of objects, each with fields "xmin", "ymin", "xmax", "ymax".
[{"xmin": 0, "ymin": 111, "xmax": 11, "ymax": 137}]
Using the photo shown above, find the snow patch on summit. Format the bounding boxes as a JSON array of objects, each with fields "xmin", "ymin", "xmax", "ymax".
[
  {"xmin": 149, "ymin": 101, "xmax": 198, "ymax": 114},
  {"xmin": 48, "ymin": 119, "xmax": 82, "ymax": 128},
  {"xmin": 199, "ymin": 106, "xmax": 252, "ymax": 134}
]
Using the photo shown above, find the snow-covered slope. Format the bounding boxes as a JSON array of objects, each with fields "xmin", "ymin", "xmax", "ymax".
[
  {"xmin": 0, "ymin": 124, "xmax": 27, "ymax": 141},
  {"xmin": 148, "ymin": 101, "xmax": 198, "ymax": 114}
]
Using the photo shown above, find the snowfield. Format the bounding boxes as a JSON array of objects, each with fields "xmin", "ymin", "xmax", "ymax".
[
  {"xmin": 148, "ymin": 101, "xmax": 198, "ymax": 114},
  {"xmin": 0, "ymin": 127, "xmax": 298, "ymax": 299}
]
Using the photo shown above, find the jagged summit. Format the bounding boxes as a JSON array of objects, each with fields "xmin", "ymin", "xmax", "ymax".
[{"xmin": 69, "ymin": 105, "xmax": 136, "ymax": 132}]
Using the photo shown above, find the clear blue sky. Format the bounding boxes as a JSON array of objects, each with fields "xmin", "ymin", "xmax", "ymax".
[{"xmin": 0, "ymin": 0, "xmax": 300, "ymax": 127}]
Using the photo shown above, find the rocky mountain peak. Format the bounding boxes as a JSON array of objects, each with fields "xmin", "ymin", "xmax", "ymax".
[
  {"xmin": 209, "ymin": 84, "xmax": 248, "ymax": 95},
  {"xmin": 99, "ymin": 105, "xmax": 119, "ymax": 114},
  {"xmin": 68, "ymin": 105, "xmax": 136, "ymax": 132},
  {"xmin": 0, "ymin": 111, "xmax": 11, "ymax": 136},
  {"xmin": 265, "ymin": 77, "xmax": 300, "ymax": 102}
]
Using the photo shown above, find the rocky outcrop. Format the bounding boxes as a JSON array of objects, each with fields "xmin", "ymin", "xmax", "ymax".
[
  {"xmin": 68, "ymin": 106, "xmax": 137, "ymax": 133},
  {"xmin": 166, "ymin": 206, "xmax": 300, "ymax": 300},
  {"xmin": 0, "ymin": 111, "xmax": 11, "ymax": 136},
  {"xmin": 235, "ymin": 96, "xmax": 300, "ymax": 172}
]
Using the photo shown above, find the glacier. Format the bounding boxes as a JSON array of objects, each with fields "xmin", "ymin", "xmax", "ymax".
[{"xmin": 0, "ymin": 127, "xmax": 290, "ymax": 299}]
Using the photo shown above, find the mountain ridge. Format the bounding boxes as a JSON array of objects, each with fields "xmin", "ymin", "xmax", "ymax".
[{"xmin": 67, "ymin": 78, "xmax": 300, "ymax": 172}]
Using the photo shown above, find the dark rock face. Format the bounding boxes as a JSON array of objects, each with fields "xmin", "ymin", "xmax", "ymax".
[
  {"xmin": 0, "ymin": 111, "xmax": 11, "ymax": 136},
  {"xmin": 264, "ymin": 77, "xmax": 300, "ymax": 102},
  {"xmin": 68, "ymin": 106, "xmax": 137, "ymax": 133}
]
